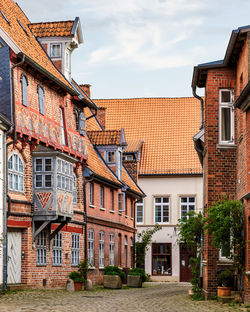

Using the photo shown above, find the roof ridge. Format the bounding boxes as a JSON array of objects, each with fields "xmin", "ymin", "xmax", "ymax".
[
  {"xmin": 29, "ymin": 20, "xmax": 75, "ymax": 26},
  {"xmin": 94, "ymin": 96, "xmax": 199, "ymax": 100}
]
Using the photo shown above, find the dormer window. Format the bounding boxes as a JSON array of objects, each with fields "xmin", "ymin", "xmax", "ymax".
[
  {"xmin": 106, "ymin": 151, "xmax": 115, "ymax": 164},
  {"xmin": 50, "ymin": 43, "xmax": 61, "ymax": 58},
  {"xmin": 37, "ymin": 85, "xmax": 44, "ymax": 115},
  {"xmin": 20, "ymin": 74, "xmax": 28, "ymax": 107}
]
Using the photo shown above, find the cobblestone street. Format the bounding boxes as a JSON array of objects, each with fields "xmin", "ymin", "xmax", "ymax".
[{"xmin": 0, "ymin": 283, "xmax": 247, "ymax": 312}]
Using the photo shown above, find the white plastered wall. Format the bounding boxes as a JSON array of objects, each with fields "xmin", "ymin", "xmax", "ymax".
[{"xmin": 137, "ymin": 175, "xmax": 203, "ymax": 281}]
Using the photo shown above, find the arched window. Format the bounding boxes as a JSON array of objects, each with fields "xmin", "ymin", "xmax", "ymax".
[
  {"xmin": 20, "ymin": 74, "xmax": 28, "ymax": 107},
  {"xmin": 99, "ymin": 231, "xmax": 105, "ymax": 267},
  {"xmin": 37, "ymin": 85, "xmax": 44, "ymax": 115},
  {"xmin": 8, "ymin": 153, "xmax": 24, "ymax": 192}
]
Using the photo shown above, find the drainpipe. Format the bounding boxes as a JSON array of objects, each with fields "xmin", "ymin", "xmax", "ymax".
[
  {"xmin": 3, "ymin": 125, "xmax": 14, "ymax": 291},
  {"xmin": 192, "ymin": 86, "xmax": 204, "ymax": 130}
]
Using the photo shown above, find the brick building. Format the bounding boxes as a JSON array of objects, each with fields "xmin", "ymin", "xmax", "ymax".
[
  {"xmin": 0, "ymin": 0, "xmax": 143, "ymax": 288},
  {"xmin": 192, "ymin": 25, "xmax": 250, "ymax": 301}
]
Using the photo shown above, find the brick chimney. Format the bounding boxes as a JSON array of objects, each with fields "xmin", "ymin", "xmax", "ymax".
[
  {"xmin": 80, "ymin": 84, "xmax": 91, "ymax": 97},
  {"xmin": 96, "ymin": 107, "xmax": 106, "ymax": 130}
]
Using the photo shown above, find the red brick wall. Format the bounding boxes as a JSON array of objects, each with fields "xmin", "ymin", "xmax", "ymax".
[{"xmin": 123, "ymin": 160, "xmax": 138, "ymax": 183}]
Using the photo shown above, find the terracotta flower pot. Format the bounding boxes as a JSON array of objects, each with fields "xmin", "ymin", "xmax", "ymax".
[
  {"xmin": 217, "ymin": 286, "xmax": 231, "ymax": 297},
  {"xmin": 74, "ymin": 281, "xmax": 83, "ymax": 291}
]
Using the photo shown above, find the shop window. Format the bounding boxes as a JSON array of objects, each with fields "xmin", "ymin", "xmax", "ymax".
[{"xmin": 152, "ymin": 243, "xmax": 171, "ymax": 276}]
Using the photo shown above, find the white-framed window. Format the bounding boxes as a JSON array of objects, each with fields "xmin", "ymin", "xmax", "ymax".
[
  {"xmin": 180, "ymin": 196, "xmax": 195, "ymax": 220},
  {"xmin": 88, "ymin": 229, "xmax": 94, "ymax": 267},
  {"xmin": 109, "ymin": 233, "xmax": 115, "ymax": 265},
  {"xmin": 99, "ymin": 231, "xmax": 105, "ymax": 267},
  {"xmin": 219, "ymin": 89, "xmax": 234, "ymax": 144},
  {"xmin": 57, "ymin": 159, "xmax": 74, "ymax": 193},
  {"xmin": 50, "ymin": 43, "xmax": 61, "ymax": 58},
  {"xmin": 36, "ymin": 231, "xmax": 47, "ymax": 266},
  {"xmin": 52, "ymin": 232, "xmax": 62, "ymax": 266},
  {"xmin": 20, "ymin": 74, "xmax": 28, "ymax": 107},
  {"xmin": 106, "ymin": 151, "xmax": 115, "ymax": 163},
  {"xmin": 71, "ymin": 233, "xmax": 80, "ymax": 266},
  {"xmin": 37, "ymin": 85, "xmax": 44, "ymax": 115},
  {"xmin": 124, "ymin": 236, "xmax": 128, "ymax": 268},
  {"xmin": 136, "ymin": 199, "xmax": 143, "ymax": 224},
  {"xmin": 154, "ymin": 197, "xmax": 170, "ymax": 224},
  {"xmin": 117, "ymin": 151, "xmax": 122, "ymax": 179},
  {"xmin": 118, "ymin": 193, "xmax": 124, "ymax": 212},
  {"xmin": 8, "ymin": 153, "xmax": 24, "ymax": 192},
  {"xmin": 123, "ymin": 154, "xmax": 133, "ymax": 161},
  {"xmin": 130, "ymin": 238, "xmax": 133, "ymax": 268},
  {"xmin": 100, "ymin": 186, "xmax": 104, "ymax": 208},
  {"xmin": 89, "ymin": 183, "xmax": 94, "ymax": 205},
  {"xmin": 59, "ymin": 107, "xmax": 66, "ymax": 145},
  {"xmin": 34, "ymin": 158, "xmax": 53, "ymax": 189},
  {"xmin": 79, "ymin": 112, "xmax": 86, "ymax": 136},
  {"xmin": 73, "ymin": 174, "xmax": 77, "ymax": 203}
]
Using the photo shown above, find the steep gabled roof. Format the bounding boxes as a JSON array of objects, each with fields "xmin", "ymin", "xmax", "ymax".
[
  {"xmin": 94, "ymin": 97, "xmax": 202, "ymax": 176},
  {"xmin": 0, "ymin": 0, "xmax": 75, "ymax": 94},
  {"xmin": 87, "ymin": 129, "xmax": 126, "ymax": 146}
]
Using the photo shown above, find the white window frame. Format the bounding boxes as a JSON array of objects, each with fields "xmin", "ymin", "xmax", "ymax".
[
  {"xmin": 99, "ymin": 231, "xmax": 105, "ymax": 268},
  {"xmin": 8, "ymin": 153, "xmax": 24, "ymax": 192},
  {"xmin": 130, "ymin": 238, "xmax": 133, "ymax": 268},
  {"xmin": 36, "ymin": 231, "xmax": 47, "ymax": 266},
  {"xmin": 60, "ymin": 107, "xmax": 66, "ymax": 145},
  {"xmin": 20, "ymin": 74, "xmax": 28, "ymax": 107},
  {"xmin": 118, "ymin": 192, "xmax": 125, "ymax": 212},
  {"xmin": 52, "ymin": 232, "xmax": 62, "ymax": 266},
  {"xmin": 219, "ymin": 89, "xmax": 234, "ymax": 144},
  {"xmin": 71, "ymin": 233, "xmax": 80, "ymax": 266},
  {"xmin": 136, "ymin": 199, "xmax": 143, "ymax": 224},
  {"xmin": 180, "ymin": 196, "xmax": 196, "ymax": 220},
  {"xmin": 154, "ymin": 196, "xmax": 170, "ymax": 224},
  {"xmin": 89, "ymin": 182, "xmax": 94, "ymax": 205},
  {"xmin": 34, "ymin": 157, "xmax": 53, "ymax": 189},
  {"xmin": 57, "ymin": 159, "xmax": 74, "ymax": 193},
  {"xmin": 124, "ymin": 236, "xmax": 128, "ymax": 268},
  {"xmin": 73, "ymin": 174, "xmax": 77, "ymax": 203},
  {"xmin": 109, "ymin": 233, "xmax": 115, "ymax": 265},
  {"xmin": 50, "ymin": 43, "xmax": 62, "ymax": 58},
  {"xmin": 106, "ymin": 151, "xmax": 115, "ymax": 164},
  {"xmin": 37, "ymin": 85, "xmax": 44, "ymax": 115},
  {"xmin": 88, "ymin": 229, "xmax": 94, "ymax": 267}
]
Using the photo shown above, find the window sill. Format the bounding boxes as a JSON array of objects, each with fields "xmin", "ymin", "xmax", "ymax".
[
  {"xmin": 99, "ymin": 266, "xmax": 105, "ymax": 270},
  {"xmin": 118, "ymin": 212, "xmax": 122, "ymax": 216},
  {"xmin": 89, "ymin": 266, "xmax": 96, "ymax": 270},
  {"xmin": 89, "ymin": 204, "xmax": 96, "ymax": 209},
  {"xmin": 109, "ymin": 210, "xmax": 115, "ymax": 214},
  {"xmin": 130, "ymin": 217, "xmax": 134, "ymax": 220},
  {"xmin": 100, "ymin": 207, "xmax": 106, "ymax": 211},
  {"xmin": 216, "ymin": 144, "xmax": 237, "ymax": 149},
  {"xmin": 125, "ymin": 215, "xmax": 128, "ymax": 218}
]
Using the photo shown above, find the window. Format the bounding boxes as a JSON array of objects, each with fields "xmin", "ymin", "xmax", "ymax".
[
  {"xmin": 73, "ymin": 108, "xmax": 79, "ymax": 131},
  {"xmin": 219, "ymin": 89, "xmax": 234, "ymax": 144},
  {"xmin": 125, "ymin": 197, "xmax": 128, "ymax": 216},
  {"xmin": 50, "ymin": 43, "xmax": 61, "ymax": 58},
  {"xmin": 79, "ymin": 112, "xmax": 86, "ymax": 136},
  {"xmin": 130, "ymin": 199, "xmax": 134, "ymax": 218},
  {"xmin": 59, "ymin": 108, "xmax": 66, "ymax": 145},
  {"xmin": 20, "ymin": 74, "xmax": 28, "ymax": 107},
  {"xmin": 117, "ymin": 151, "xmax": 122, "ymax": 179},
  {"xmin": 100, "ymin": 186, "xmax": 104, "ymax": 208},
  {"xmin": 36, "ymin": 231, "xmax": 46, "ymax": 266},
  {"xmin": 57, "ymin": 159, "xmax": 74, "ymax": 194},
  {"xmin": 130, "ymin": 238, "xmax": 133, "ymax": 268},
  {"xmin": 136, "ymin": 199, "xmax": 143, "ymax": 224},
  {"xmin": 124, "ymin": 236, "xmax": 128, "ymax": 268},
  {"xmin": 118, "ymin": 193, "xmax": 124, "ymax": 212},
  {"xmin": 37, "ymin": 85, "xmax": 44, "ymax": 115},
  {"xmin": 123, "ymin": 154, "xmax": 133, "ymax": 161},
  {"xmin": 99, "ymin": 231, "xmax": 105, "ymax": 267},
  {"xmin": 89, "ymin": 183, "xmax": 94, "ymax": 205},
  {"xmin": 106, "ymin": 151, "xmax": 115, "ymax": 163},
  {"xmin": 152, "ymin": 243, "xmax": 171, "ymax": 275},
  {"xmin": 88, "ymin": 229, "xmax": 94, "ymax": 267},
  {"xmin": 52, "ymin": 232, "xmax": 62, "ymax": 266},
  {"xmin": 109, "ymin": 233, "xmax": 115, "ymax": 265},
  {"xmin": 118, "ymin": 234, "xmax": 122, "ymax": 267},
  {"xmin": 8, "ymin": 153, "xmax": 24, "ymax": 192},
  {"xmin": 71, "ymin": 233, "xmax": 80, "ymax": 266},
  {"xmin": 110, "ymin": 189, "xmax": 114, "ymax": 211},
  {"xmin": 34, "ymin": 158, "xmax": 53, "ymax": 188},
  {"xmin": 154, "ymin": 197, "xmax": 170, "ymax": 224},
  {"xmin": 180, "ymin": 196, "xmax": 195, "ymax": 220},
  {"xmin": 73, "ymin": 174, "xmax": 77, "ymax": 203}
]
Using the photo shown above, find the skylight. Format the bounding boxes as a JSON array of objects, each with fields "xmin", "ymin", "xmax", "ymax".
[
  {"xmin": 0, "ymin": 11, "xmax": 10, "ymax": 25},
  {"xmin": 17, "ymin": 20, "xmax": 29, "ymax": 36}
]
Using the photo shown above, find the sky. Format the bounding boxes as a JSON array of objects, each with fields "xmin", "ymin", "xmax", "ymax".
[{"xmin": 17, "ymin": 0, "xmax": 250, "ymax": 99}]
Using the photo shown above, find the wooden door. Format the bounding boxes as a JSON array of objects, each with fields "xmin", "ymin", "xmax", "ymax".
[
  {"xmin": 179, "ymin": 244, "xmax": 194, "ymax": 282},
  {"xmin": 7, "ymin": 230, "xmax": 22, "ymax": 284}
]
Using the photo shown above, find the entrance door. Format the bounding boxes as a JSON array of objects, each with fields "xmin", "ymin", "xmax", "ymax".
[
  {"xmin": 179, "ymin": 244, "xmax": 194, "ymax": 282},
  {"xmin": 7, "ymin": 230, "xmax": 22, "ymax": 284}
]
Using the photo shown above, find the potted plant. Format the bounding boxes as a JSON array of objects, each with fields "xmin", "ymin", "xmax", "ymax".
[
  {"xmin": 103, "ymin": 266, "xmax": 124, "ymax": 289},
  {"xmin": 69, "ymin": 271, "xmax": 84, "ymax": 291},
  {"xmin": 127, "ymin": 268, "xmax": 146, "ymax": 287},
  {"xmin": 217, "ymin": 270, "xmax": 234, "ymax": 297},
  {"xmin": 78, "ymin": 258, "xmax": 91, "ymax": 290}
]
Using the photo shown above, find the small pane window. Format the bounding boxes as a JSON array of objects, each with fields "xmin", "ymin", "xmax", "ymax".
[
  {"xmin": 36, "ymin": 159, "xmax": 42, "ymax": 171},
  {"xmin": 136, "ymin": 199, "xmax": 143, "ymax": 224},
  {"xmin": 99, "ymin": 231, "xmax": 105, "ymax": 267},
  {"xmin": 45, "ymin": 159, "xmax": 52, "ymax": 171},
  {"xmin": 107, "ymin": 151, "xmax": 115, "ymax": 163},
  {"xmin": 8, "ymin": 154, "xmax": 24, "ymax": 192},
  {"xmin": 51, "ymin": 43, "xmax": 61, "ymax": 58},
  {"xmin": 20, "ymin": 74, "xmax": 28, "ymax": 107},
  {"xmin": 71, "ymin": 234, "xmax": 80, "ymax": 266},
  {"xmin": 88, "ymin": 229, "xmax": 94, "ymax": 267},
  {"xmin": 37, "ymin": 85, "xmax": 44, "ymax": 115},
  {"xmin": 118, "ymin": 193, "xmax": 124, "ymax": 212},
  {"xmin": 180, "ymin": 196, "xmax": 195, "ymax": 220},
  {"xmin": 219, "ymin": 89, "xmax": 234, "ymax": 144},
  {"xmin": 89, "ymin": 183, "xmax": 94, "ymax": 205},
  {"xmin": 124, "ymin": 236, "xmax": 128, "ymax": 268},
  {"xmin": 100, "ymin": 186, "xmax": 104, "ymax": 208},
  {"xmin": 109, "ymin": 233, "xmax": 115, "ymax": 265},
  {"xmin": 36, "ymin": 231, "xmax": 47, "ymax": 266},
  {"xmin": 154, "ymin": 197, "xmax": 170, "ymax": 224},
  {"xmin": 45, "ymin": 175, "xmax": 52, "ymax": 188},
  {"xmin": 52, "ymin": 232, "xmax": 62, "ymax": 266},
  {"xmin": 60, "ymin": 108, "xmax": 66, "ymax": 145}
]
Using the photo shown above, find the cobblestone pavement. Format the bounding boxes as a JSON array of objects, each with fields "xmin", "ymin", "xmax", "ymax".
[{"xmin": 0, "ymin": 282, "xmax": 247, "ymax": 312}]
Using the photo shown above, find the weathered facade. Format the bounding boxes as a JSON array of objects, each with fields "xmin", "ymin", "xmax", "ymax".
[{"xmin": 192, "ymin": 26, "xmax": 250, "ymax": 301}]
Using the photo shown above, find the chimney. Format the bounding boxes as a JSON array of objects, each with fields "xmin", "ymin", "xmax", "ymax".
[
  {"xmin": 80, "ymin": 84, "xmax": 91, "ymax": 97},
  {"xmin": 96, "ymin": 107, "xmax": 106, "ymax": 130}
]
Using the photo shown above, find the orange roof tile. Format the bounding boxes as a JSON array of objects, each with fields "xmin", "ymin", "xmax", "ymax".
[
  {"xmin": 29, "ymin": 21, "xmax": 74, "ymax": 38},
  {"xmin": 0, "ymin": 0, "xmax": 74, "ymax": 93},
  {"xmin": 87, "ymin": 130, "xmax": 122, "ymax": 146},
  {"xmin": 126, "ymin": 139, "xmax": 144, "ymax": 153},
  {"xmin": 94, "ymin": 97, "xmax": 202, "ymax": 175},
  {"xmin": 85, "ymin": 108, "xmax": 102, "ymax": 131}
]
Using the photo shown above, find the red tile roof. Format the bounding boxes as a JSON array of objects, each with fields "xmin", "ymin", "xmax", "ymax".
[
  {"xmin": 126, "ymin": 139, "xmax": 144, "ymax": 153},
  {"xmin": 87, "ymin": 130, "xmax": 122, "ymax": 146},
  {"xmin": 0, "ymin": 0, "xmax": 74, "ymax": 93},
  {"xmin": 93, "ymin": 97, "xmax": 202, "ymax": 175},
  {"xmin": 29, "ymin": 21, "xmax": 74, "ymax": 38}
]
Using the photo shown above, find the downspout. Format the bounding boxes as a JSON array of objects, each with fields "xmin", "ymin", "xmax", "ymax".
[
  {"xmin": 3, "ymin": 125, "xmax": 14, "ymax": 291},
  {"xmin": 192, "ymin": 84, "xmax": 204, "ymax": 286}
]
